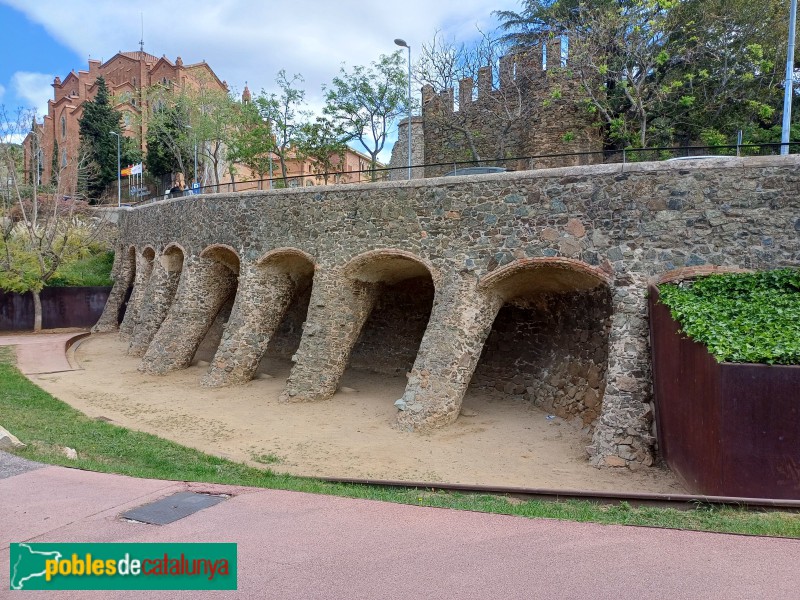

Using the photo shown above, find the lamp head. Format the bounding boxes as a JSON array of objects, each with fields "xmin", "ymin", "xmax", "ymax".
[{"xmin": 394, "ymin": 38, "xmax": 409, "ymax": 48}]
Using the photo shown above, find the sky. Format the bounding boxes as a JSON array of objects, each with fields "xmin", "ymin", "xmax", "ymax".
[{"xmin": 0, "ymin": 0, "xmax": 522, "ymax": 157}]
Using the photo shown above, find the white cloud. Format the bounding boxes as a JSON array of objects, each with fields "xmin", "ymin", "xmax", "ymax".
[
  {"xmin": 11, "ymin": 71, "xmax": 54, "ymax": 117},
  {"xmin": 2, "ymin": 0, "xmax": 519, "ymax": 106}
]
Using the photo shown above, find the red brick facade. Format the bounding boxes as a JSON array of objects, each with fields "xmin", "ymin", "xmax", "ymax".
[{"xmin": 23, "ymin": 51, "xmax": 226, "ymax": 197}]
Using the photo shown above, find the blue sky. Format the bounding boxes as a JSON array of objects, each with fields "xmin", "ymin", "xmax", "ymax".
[{"xmin": 0, "ymin": 0, "xmax": 520, "ymax": 155}]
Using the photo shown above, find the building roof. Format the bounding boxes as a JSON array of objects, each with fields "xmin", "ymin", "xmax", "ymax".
[{"xmin": 119, "ymin": 51, "xmax": 160, "ymax": 64}]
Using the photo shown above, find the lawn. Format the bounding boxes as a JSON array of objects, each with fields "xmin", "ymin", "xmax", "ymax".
[{"xmin": 1, "ymin": 345, "xmax": 798, "ymax": 538}]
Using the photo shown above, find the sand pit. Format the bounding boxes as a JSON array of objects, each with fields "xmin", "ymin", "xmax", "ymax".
[{"xmin": 30, "ymin": 333, "xmax": 683, "ymax": 494}]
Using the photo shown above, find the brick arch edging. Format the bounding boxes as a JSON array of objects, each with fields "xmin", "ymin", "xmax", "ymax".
[
  {"xmin": 199, "ymin": 243, "xmax": 241, "ymax": 274},
  {"xmin": 342, "ymin": 248, "xmax": 442, "ymax": 285},
  {"xmin": 478, "ymin": 257, "xmax": 613, "ymax": 295},
  {"xmin": 651, "ymin": 265, "xmax": 751, "ymax": 286}
]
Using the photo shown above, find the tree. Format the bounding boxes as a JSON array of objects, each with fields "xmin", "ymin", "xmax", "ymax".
[
  {"xmin": 186, "ymin": 81, "xmax": 239, "ymax": 191},
  {"xmin": 296, "ymin": 117, "xmax": 348, "ymax": 184},
  {"xmin": 227, "ymin": 101, "xmax": 276, "ymax": 189},
  {"xmin": 253, "ymin": 71, "xmax": 310, "ymax": 185},
  {"xmin": 324, "ymin": 52, "xmax": 408, "ymax": 180},
  {"xmin": 496, "ymin": 0, "xmax": 791, "ymax": 149},
  {"xmin": 1, "ymin": 106, "xmax": 112, "ymax": 330},
  {"xmin": 144, "ymin": 93, "xmax": 193, "ymax": 185},
  {"xmin": 78, "ymin": 77, "xmax": 126, "ymax": 200}
]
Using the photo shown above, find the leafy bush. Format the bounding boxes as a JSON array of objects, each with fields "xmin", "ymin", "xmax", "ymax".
[
  {"xmin": 47, "ymin": 250, "xmax": 114, "ymax": 287},
  {"xmin": 658, "ymin": 269, "xmax": 800, "ymax": 365}
]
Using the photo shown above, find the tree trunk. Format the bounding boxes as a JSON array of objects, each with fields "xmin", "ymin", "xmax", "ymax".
[{"xmin": 32, "ymin": 289, "xmax": 43, "ymax": 332}]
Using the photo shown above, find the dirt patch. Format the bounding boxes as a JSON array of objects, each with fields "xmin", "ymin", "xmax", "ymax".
[{"xmin": 30, "ymin": 333, "xmax": 683, "ymax": 493}]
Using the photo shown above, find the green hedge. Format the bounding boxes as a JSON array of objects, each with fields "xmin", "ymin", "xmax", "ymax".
[
  {"xmin": 658, "ymin": 268, "xmax": 800, "ymax": 365},
  {"xmin": 47, "ymin": 251, "xmax": 114, "ymax": 288}
]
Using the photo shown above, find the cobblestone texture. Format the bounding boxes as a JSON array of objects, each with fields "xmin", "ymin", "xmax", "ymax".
[{"xmin": 104, "ymin": 156, "xmax": 800, "ymax": 467}]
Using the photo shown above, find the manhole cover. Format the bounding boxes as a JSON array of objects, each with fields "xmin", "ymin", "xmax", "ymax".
[{"xmin": 121, "ymin": 492, "xmax": 227, "ymax": 525}]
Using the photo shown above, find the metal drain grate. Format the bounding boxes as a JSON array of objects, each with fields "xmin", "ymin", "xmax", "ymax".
[{"xmin": 121, "ymin": 492, "xmax": 227, "ymax": 525}]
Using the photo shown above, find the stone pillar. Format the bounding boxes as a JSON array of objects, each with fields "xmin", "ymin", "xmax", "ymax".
[
  {"xmin": 395, "ymin": 273, "xmax": 503, "ymax": 431},
  {"xmin": 92, "ymin": 247, "xmax": 134, "ymax": 333},
  {"xmin": 281, "ymin": 268, "xmax": 380, "ymax": 402},
  {"xmin": 119, "ymin": 251, "xmax": 153, "ymax": 341},
  {"xmin": 587, "ymin": 276, "xmax": 655, "ymax": 468},
  {"xmin": 127, "ymin": 253, "xmax": 183, "ymax": 357},
  {"xmin": 139, "ymin": 256, "xmax": 238, "ymax": 375},
  {"xmin": 201, "ymin": 264, "xmax": 298, "ymax": 387}
]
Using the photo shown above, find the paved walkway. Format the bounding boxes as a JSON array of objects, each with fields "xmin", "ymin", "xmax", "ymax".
[
  {"xmin": 0, "ymin": 330, "xmax": 86, "ymax": 374},
  {"xmin": 2, "ymin": 455, "xmax": 798, "ymax": 599}
]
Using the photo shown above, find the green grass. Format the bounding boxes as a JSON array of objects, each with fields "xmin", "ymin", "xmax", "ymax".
[
  {"xmin": 1, "ymin": 350, "xmax": 799, "ymax": 538},
  {"xmin": 47, "ymin": 251, "xmax": 114, "ymax": 287}
]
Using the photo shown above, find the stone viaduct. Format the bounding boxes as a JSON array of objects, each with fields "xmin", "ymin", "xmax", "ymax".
[{"xmin": 94, "ymin": 156, "xmax": 800, "ymax": 468}]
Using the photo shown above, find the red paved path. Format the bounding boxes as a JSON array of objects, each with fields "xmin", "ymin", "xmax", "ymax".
[
  {"xmin": 2, "ymin": 464, "xmax": 799, "ymax": 599},
  {"xmin": 0, "ymin": 331, "xmax": 85, "ymax": 374}
]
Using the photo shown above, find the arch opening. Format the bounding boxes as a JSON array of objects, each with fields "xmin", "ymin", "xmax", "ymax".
[
  {"xmin": 253, "ymin": 251, "xmax": 316, "ymax": 376},
  {"xmin": 117, "ymin": 246, "xmax": 138, "ymax": 325},
  {"xmin": 469, "ymin": 260, "xmax": 612, "ymax": 429},
  {"xmin": 343, "ymin": 251, "xmax": 436, "ymax": 389},
  {"xmin": 192, "ymin": 246, "xmax": 241, "ymax": 364}
]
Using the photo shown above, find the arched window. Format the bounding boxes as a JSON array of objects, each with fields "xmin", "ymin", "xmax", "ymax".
[
  {"xmin": 132, "ymin": 76, "xmax": 137, "ymax": 87},
  {"xmin": 61, "ymin": 149, "xmax": 67, "ymax": 167},
  {"xmin": 61, "ymin": 115, "xmax": 66, "ymax": 139}
]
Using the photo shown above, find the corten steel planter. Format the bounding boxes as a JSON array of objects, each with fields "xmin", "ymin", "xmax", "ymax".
[
  {"xmin": 650, "ymin": 287, "xmax": 800, "ymax": 500},
  {"xmin": 0, "ymin": 287, "xmax": 112, "ymax": 331}
]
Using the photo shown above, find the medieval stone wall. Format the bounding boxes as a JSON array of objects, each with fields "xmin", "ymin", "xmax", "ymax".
[
  {"xmin": 97, "ymin": 156, "xmax": 800, "ymax": 469},
  {"xmin": 421, "ymin": 39, "xmax": 603, "ymax": 177}
]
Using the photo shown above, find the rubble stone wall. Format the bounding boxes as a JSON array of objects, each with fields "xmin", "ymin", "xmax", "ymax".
[{"xmin": 98, "ymin": 156, "xmax": 800, "ymax": 468}]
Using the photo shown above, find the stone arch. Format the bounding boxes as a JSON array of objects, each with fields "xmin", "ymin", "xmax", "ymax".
[
  {"xmin": 343, "ymin": 248, "xmax": 440, "ymax": 285},
  {"xmin": 91, "ymin": 243, "xmax": 138, "ymax": 332},
  {"xmin": 161, "ymin": 243, "xmax": 187, "ymax": 271},
  {"xmin": 202, "ymin": 247, "xmax": 317, "ymax": 387},
  {"xmin": 473, "ymin": 257, "xmax": 613, "ymax": 429},
  {"xmin": 199, "ymin": 243, "xmax": 241, "ymax": 273},
  {"xmin": 118, "ymin": 246, "xmax": 148, "ymax": 339},
  {"xmin": 140, "ymin": 244, "xmax": 240, "ymax": 375},
  {"xmin": 127, "ymin": 243, "xmax": 186, "ymax": 357},
  {"xmin": 282, "ymin": 249, "xmax": 437, "ymax": 403}
]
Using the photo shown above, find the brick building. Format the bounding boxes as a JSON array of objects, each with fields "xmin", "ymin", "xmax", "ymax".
[{"xmin": 23, "ymin": 50, "xmax": 227, "ymax": 196}]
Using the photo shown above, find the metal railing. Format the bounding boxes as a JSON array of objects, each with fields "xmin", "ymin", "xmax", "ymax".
[{"xmin": 118, "ymin": 142, "xmax": 799, "ymax": 207}]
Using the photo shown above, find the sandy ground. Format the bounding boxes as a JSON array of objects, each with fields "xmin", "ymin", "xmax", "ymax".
[{"xmin": 30, "ymin": 333, "xmax": 683, "ymax": 493}]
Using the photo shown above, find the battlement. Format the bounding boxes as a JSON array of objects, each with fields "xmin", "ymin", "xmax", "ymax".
[{"xmin": 422, "ymin": 37, "xmax": 566, "ymax": 113}]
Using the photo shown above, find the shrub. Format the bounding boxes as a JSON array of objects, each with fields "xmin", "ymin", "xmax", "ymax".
[{"xmin": 658, "ymin": 268, "xmax": 800, "ymax": 365}]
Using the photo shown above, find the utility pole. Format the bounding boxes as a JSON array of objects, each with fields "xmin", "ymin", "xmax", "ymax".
[{"xmin": 781, "ymin": 0, "xmax": 798, "ymax": 155}]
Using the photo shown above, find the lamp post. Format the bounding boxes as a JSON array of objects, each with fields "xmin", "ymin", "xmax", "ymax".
[
  {"xmin": 109, "ymin": 131, "xmax": 120, "ymax": 206},
  {"xmin": 394, "ymin": 38, "xmax": 412, "ymax": 180},
  {"xmin": 781, "ymin": 0, "xmax": 798, "ymax": 155},
  {"xmin": 186, "ymin": 125, "xmax": 198, "ymax": 191}
]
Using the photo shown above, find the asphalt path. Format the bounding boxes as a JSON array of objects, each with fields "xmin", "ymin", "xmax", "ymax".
[{"xmin": 2, "ymin": 459, "xmax": 799, "ymax": 599}]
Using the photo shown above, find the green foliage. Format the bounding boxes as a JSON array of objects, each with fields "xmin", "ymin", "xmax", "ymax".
[
  {"xmin": 47, "ymin": 250, "xmax": 114, "ymax": 287},
  {"xmin": 324, "ymin": 52, "xmax": 408, "ymax": 179},
  {"xmin": 659, "ymin": 269, "xmax": 800, "ymax": 364},
  {"xmin": 78, "ymin": 77, "xmax": 127, "ymax": 201},
  {"xmin": 145, "ymin": 98, "xmax": 192, "ymax": 179}
]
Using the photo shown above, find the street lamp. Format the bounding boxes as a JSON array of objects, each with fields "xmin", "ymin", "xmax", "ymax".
[
  {"xmin": 186, "ymin": 125, "xmax": 198, "ymax": 191},
  {"xmin": 781, "ymin": 0, "xmax": 798, "ymax": 155},
  {"xmin": 109, "ymin": 131, "xmax": 120, "ymax": 207},
  {"xmin": 394, "ymin": 38, "xmax": 412, "ymax": 180}
]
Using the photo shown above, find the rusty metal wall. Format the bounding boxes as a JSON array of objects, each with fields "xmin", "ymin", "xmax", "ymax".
[
  {"xmin": 650, "ymin": 286, "xmax": 800, "ymax": 499},
  {"xmin": 0, "ymin": 287, "xmax": 112, "ymax": 331}
]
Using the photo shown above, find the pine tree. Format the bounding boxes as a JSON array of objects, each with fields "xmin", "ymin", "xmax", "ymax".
[{"xmin": 78, "ymin": 77, "xmax": 124, "ymax": 201}]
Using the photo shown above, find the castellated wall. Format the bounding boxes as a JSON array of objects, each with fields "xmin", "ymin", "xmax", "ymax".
[
  {"xmin": 95, "ymin": 156, "xmax": 800, "ymax": 469},
  {"xmin": 422, "ymin": 38, "xmax": 603, "ymax": 177}
]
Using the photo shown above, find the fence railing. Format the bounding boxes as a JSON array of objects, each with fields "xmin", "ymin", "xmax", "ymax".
[{"xmin": 118, "ymin": 142, "xmax": 800, "ymax": 207}]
